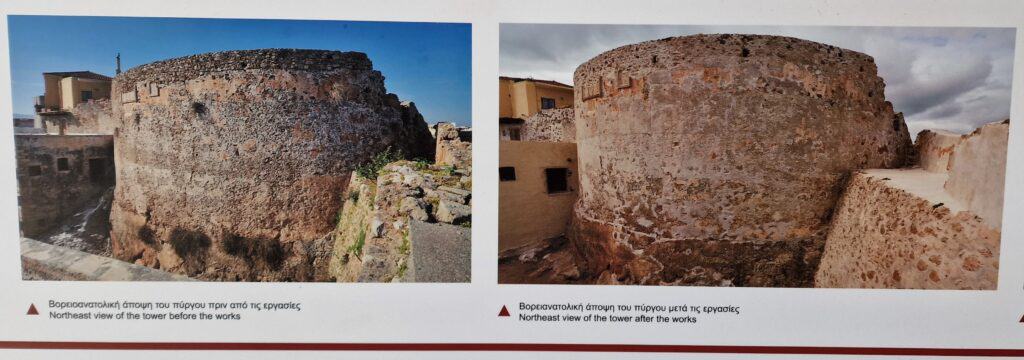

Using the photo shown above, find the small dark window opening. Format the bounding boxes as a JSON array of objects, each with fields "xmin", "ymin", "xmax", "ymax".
[
  {"xmin": 27, "ymin": 165, "xmax": 42, "ymax": 177},
  {"xmin": 499, "ymin": 167, "xmax": 516, "ymax": 181},
  {"xmin": 80, "ymin": 90, "xmax": 93, "ymax": 102},
  {"xmin": 545, "ymin": 168, "xmax": 569, "ymax": 194},
  {"xmin": 88, "ymin": 158, "xmax": 106, "ymax": 182},
  {"xmin": 540, "ymin": 97, "xmax": 556, "ymax": 110},
  {"xmin": 509, "ymin": 128, "xmax": 521, "ymax": 141},
  {"xmin": 56, "ymin": 158, "xmax": 70, "ymax": 172}
]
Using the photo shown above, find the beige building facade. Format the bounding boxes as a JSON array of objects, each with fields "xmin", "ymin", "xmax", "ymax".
[
  {"xmin": 499, "ymin": 76, "xmax": 573, "ymax": 140},
  {"xmin": 498, "ymin": 140, "xmax": 578, "ymax": 251},
  {"xmin": 38, "ymin": 71, "xmax": 112, "ymax": 112}
]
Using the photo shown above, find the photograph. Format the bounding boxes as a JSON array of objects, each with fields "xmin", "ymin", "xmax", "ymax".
[
  {"xmin": 10, "ymin": 16, "xmax": 472, "ymax": 282},
  {"xmin": 498, "ymin": 24, "xmax": 1013, "ymax": 289}
]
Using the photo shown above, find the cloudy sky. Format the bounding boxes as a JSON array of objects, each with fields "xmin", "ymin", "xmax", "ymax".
[{"xmin": 500, "ymin": 24, "xmax": 1015, "ymax": 136}]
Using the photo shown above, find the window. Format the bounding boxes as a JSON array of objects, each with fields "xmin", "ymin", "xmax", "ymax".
[
  {"xmin": 545, "ymin": 168, "xmax": 569, "ymax": 194},
  {"xmin": 56, "ymin": 158, "xmax": 70, "ymax": 172},
  {"xmin": 499, "ymin": 167, "xmax": 516, "ymax": 181},
  {"xmin": 509, "ymin": 128, "xmax": 521, "ymax": 141},
  {"xmin": 27, "ymin": 165, "xmax": 41, "ymax": 177},
  {"xmin": 81, "ymin": 90, "xmax": 93, "ymax": 102},
  {"xmin": 540, "ymin": 97, "xmax": 556, "ymax": 110}
]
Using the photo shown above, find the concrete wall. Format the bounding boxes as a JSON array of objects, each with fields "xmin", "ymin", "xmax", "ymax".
[
  {"xmin": 570, "ymin": 34, "xmax": 912, "ymax": 286},
  {"xmin": 499, "ymin": 141, "xmax": 578, "ymax": 251},
  {"xmin": 109, "ymin": 49, "xmax": 434, "ymax": 281},
  {"xmin": 14, "ymin": 134, "xmax": 115, "ymax": 237}
]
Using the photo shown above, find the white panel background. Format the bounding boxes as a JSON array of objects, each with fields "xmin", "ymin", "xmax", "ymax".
[{"xmin": 0, "ymin": 0, "xmax": 1020, "ymax": 358}]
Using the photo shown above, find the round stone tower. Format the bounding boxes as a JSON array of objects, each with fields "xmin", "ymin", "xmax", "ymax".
[
  {"xmin": 570, "ymin": 34, "xmax": 912, "ymax": 287},
  {"xmin": 109, "ymin": 49, "xmax": 434, "ymax": 281}
]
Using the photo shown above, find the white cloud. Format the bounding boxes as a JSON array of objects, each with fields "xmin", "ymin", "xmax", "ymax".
[{"xmin": 499, "ymin": 24, "xmax": 1015, "ymax": 136}]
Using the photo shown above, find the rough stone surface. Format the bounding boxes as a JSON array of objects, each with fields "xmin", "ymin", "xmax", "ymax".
[
  {"xmin": 21, "ymin": 238, "xmax": 192, "ymax": 281},
  {"xmin": 435, "ymin": 122, "xmax": 472, "ymax": 169},
  {"xmin": 330, "ymin": 160, "xmax": 471, "ymax": 282},
  {"xmin": 523, "ymin": 108, "xmax": 575, "ymax": 142},
  {"xmin": 814, "ymin": 169, "xmax": 999, "ymax": 289},
  {"xmin": 14, "ymin": 135, "xmax": 115, "ymax": 238},
  {"xmin": 436, "ymin": 200, "xmax": 471, "ymax": 225},
  {"xmin": 570, "ymin": 34, "xmax": 912, "ymax": 286},
  {"xmin": 109, "ymin": 49, "xmax": 434, "ymax": 281},
  {"xmin": 40, "ymin": 99, "xmax": 115, "ymax": 135},
  {"xmin": 405, "ymin": 220, "xmax": 471, "ymax": 282}
]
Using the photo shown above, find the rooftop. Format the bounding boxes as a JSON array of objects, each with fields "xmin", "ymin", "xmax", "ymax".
[
  {"xmin": 43, "ymin": 71, "xmax": 112, "ymax": 81},
  {"xmin": 500, "ymin": 76, "xmax": 572, "ymax": 89}
]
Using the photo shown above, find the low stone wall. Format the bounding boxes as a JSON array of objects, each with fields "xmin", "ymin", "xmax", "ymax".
[
  {"xmin": 21, "ymin": 238, "xmax": 191, "ymax": 281},
  {"xmin": 814, "ymin": 169, "xmax": 999, "ymax": 289}
]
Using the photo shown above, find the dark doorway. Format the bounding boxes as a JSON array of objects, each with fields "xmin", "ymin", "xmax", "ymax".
[{"xmin": 88, "ymin": 158, "xmax": 106, "ymax": 182}]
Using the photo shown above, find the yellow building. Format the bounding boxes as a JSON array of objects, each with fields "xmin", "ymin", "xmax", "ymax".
[
  {"xmin": 499, "ymin": 76, "xmax": 573, "ymax": 140},
  {"xmin": 37, "ymin": 71, "xmax": 112, "ymax": 113},
  {"xmin": 498, "ymin": 140, "xmax": 579, "ymax": 251}
]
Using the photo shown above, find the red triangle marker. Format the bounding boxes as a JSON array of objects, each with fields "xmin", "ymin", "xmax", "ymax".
[
  {"xmin": 498, "ymin": 305, "xmax": 510, "ymax": 317},
  {"xmin": 26, "ymin": 304, "xmax": 38, "ymax": 316},
  {"xmin": 1019, "ymin": 313, "xmax": 1024, "ymax": 323}
]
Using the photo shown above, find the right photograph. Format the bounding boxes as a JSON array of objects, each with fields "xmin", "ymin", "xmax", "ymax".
[{"xmin": 497, "ymin": 24, "xmax": 1014, "ymax": 289}]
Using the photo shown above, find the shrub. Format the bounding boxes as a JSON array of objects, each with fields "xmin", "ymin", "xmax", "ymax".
[{"xmin": 355, "ymin": 147, "xmax": 404, "ymax": 180}]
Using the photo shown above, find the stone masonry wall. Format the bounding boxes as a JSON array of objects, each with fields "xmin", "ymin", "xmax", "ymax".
[
  {"xmin": 41, "ymin": 99, "xmax": 115, "ymax": 135},
  {"xmin": 109, "ymin": 49, "xmax": 434, "ymax": 281},
  {"xmin": 570, "ymin": 34, "xmax": 912, "ymax": 287},
  {"xmin": 14, "ymin": 134, "xmax": 115, "ymax": 237},
  {"xmin": 523, "ymin": 108, "xmax": 575, "ymax": 142},
  {"xmin": 814, "ymin": 169, "xmax": 999, "ymax": 289}
]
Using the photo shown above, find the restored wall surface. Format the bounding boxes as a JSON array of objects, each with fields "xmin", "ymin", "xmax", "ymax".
[
  {"xmin": 915, "ymin": 129, "xmax": 961, "ymax": 173},
  {"xmin": 570, "ymin": 34, "xmax": 912, "ymax": 286},
  {"xmin": 499, "ymin": 141, "xmax": 578, "ymax": 251},
  {"xmin": 814, "ymin": 169, "xmax": 999, "ymax": 289},
  {"xmin": 523, "ymin": 108, "xmax": 576, "ymax": 142},
  {"xmin": 41, "ymin": 99, "xmax": 114, "ymax": 135},
  {"xmin": 14, "ymin": 134, "xmax": 115, "ymax": 237},
  {"xmin": 109, "ymin": 49, "xmax": 434, "ymax": 281},
  {"xmin": 944, "ymin": 120, "xmax": 1009, "ymax": 230}
]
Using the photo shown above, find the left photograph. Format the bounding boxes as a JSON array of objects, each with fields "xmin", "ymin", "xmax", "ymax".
[{"xmin": 9, "ymin": 16, "xmax": 472, "ymax": 282}]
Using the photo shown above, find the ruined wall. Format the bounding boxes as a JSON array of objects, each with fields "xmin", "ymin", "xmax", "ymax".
[
  {"xmin": 523, "ymin": 108, "xmax": 576, "ymax": 142},
  {"xmin": 814, "ymin": 170, "xmax": 999, "ymax": 289},
  {"xmin": 435, "ymin": 122, "xmax": 472, "ymax": 169},
  {"xmin": 330, "ymin": 161, "xmax": 472, "ymax": 282},
  {"xmin": 570, "ymin": 34, "xmax": 912, "ymax": 286},
  {"xmin": 41, "ymin": 99, "xmax": 114, "ymax": 135},
  {"xmin": 14, "ymin": 134, "xmax": 115, "ymax": 237},
  {"xmin": 109, "ymin": 49, "xmax": 434, "ymax": 281},
  {"xmin": 499, "ymin": 141, "xmax": 578, "ymax": 251}
]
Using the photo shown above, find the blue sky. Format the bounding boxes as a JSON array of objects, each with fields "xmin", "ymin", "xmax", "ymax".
[{"xmin": 8, "ymin": 16, "xmax": 471, "ymax": 126}]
